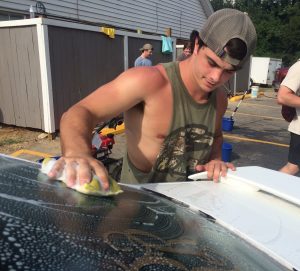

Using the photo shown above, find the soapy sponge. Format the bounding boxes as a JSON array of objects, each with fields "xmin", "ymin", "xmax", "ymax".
[{"xmin": 40, "ymin": 158, "xmax": 123, "ymax": 196}]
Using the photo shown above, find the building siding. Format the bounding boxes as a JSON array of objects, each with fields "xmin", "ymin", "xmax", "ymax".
[
  {"xmin": 0, "ymin": 0, "xmax": 213, "ymax": 39},
  {"xmin": 48, "ymin": 26, "xmax": 173, "ymax": 128},
  {"xmin": 0, "ymin": 26, "xmax": 44, "ymax": 129},
  {"xmin": 48, "ymin": 26, "xmax": 125, "ymax": 128}
]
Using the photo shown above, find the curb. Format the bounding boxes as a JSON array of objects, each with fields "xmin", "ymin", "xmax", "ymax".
[
  {"xmin": 101, "ymin": 123, "xmax": 125, "ymax": 135},
  {"xmin": 229, "ymin": 92, "xmax": 264, "ymax": 102}
]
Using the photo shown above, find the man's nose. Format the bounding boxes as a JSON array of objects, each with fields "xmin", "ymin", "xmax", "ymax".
[{"xmin": 209, "ymin": 68, "xmax": 223, "ymax": 83}]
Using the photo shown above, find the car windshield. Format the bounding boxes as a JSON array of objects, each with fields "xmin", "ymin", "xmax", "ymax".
[{"xmin": 0, "ymin": 155, "xmax": 288, "ymax": 271}]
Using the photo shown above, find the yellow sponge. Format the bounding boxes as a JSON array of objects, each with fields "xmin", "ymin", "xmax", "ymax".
[{"xmin": 40, "ymin": 158, "xmax": 123, "ymax": 196}]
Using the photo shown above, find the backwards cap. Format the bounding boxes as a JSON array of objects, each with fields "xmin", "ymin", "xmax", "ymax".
[{"xmin": 199, "ymin": 8, "xmax": 257, "ymax": 67}]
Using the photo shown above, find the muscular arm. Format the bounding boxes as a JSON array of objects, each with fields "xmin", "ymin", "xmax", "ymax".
[
  {"xmin": 210, "ymin": 89, "xmax": 227, "ymax": 160},
  {"xmin": 60, "ymin": 70, "xmax": 146, "ymax": 157},
  {"xmin": 195, "ymin": 89, "xmax": 235, "ymax": 181},
  {"xmin": 50, "ymin": 66, "xmax": 165, "ymax": 188}
]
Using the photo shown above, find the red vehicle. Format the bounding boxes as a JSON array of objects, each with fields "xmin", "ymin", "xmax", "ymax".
[
  {"xmin": 273, "ymin": 67, "xmax": 289, "ymax": 92},
  {"xmin": 38, "ymin": 116, "xmax": 124, "ymax": 180},
  {"xmin": 91, "ymin": 116, "xmax": 124, "ymax": 180}
]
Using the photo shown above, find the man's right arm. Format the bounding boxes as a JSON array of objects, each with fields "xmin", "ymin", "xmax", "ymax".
[
  {"xmin": 49, "ymin": 104, "xmax": 109, "ymax": 188},
  {"xmin": 277, "ymin": 85, "xmax": 300, "ymax": 107},
  {"xmin": 48, "ymin": 66, "xmax": 165, "ymax": 189},
  {"xmin": 277, "ymin": 62, "xmax": 300, "ymax": 107}
]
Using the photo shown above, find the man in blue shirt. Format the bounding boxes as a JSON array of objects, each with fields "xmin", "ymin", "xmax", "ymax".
[{"xmin": 134, "ymin": 43, "xmax": 153, "ymax": 67}]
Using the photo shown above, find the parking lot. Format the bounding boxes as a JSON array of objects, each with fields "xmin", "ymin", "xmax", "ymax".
[{"xmin": 224, "ymin": 89, "xmax": 293, "ymax": 174}]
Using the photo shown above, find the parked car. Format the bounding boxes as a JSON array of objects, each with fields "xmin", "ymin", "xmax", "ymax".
[{"xmin": 273, "ymin": 67, "xmax": 289, "ymax": 92}]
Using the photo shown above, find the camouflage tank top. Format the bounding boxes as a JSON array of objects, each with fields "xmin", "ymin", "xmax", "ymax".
[{"xmin": 121, "ymin": 61, "xmax": 217, "ymax": 184}]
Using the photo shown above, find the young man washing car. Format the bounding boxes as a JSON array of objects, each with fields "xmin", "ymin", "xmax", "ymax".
[{"xmin": 48, "ymin": 9, "xmax": 257, "ymax": 189}]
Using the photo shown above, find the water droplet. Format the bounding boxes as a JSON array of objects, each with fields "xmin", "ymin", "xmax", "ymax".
[{"xmin": 8, "ymin": 236, "xmax": 16, "ymax": 242}]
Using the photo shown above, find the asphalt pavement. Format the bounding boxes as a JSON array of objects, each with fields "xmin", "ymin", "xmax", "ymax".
[{"xmin": 224, "ymin": 89, "xmax": 296, "ymax": 175}]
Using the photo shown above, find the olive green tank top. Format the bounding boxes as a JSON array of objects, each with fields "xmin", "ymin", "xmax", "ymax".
[{"xmin": 121, "ymin": 61, "xmax": 217, "ymax": 184}]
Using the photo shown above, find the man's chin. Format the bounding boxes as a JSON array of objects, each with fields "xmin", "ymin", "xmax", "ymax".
[{"xmin": 202, "ymin": 84, "xmax": 217, "ymax": 92}]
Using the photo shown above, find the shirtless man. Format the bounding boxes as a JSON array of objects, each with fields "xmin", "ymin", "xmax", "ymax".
[{"xmin": 48, "ymin": 9, "xmax": 257, "ymax": 189}]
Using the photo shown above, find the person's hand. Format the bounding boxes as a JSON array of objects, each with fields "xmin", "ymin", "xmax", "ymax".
[
  {"xmin": 47, "ymin": 155, "xmax": 110, "ymax": 190},
  {"xmin": 195, "ymin": 159, "xmax": 235, "ymax": 182}
]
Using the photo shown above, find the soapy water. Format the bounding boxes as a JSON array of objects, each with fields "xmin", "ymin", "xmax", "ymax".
[
  {"xmin": 40, "ymin": 158, "xmax": 123, "ymax": 196},
  {"xmin": 0, "ymin": 155, "xmax": 289, "ymax": 271}
]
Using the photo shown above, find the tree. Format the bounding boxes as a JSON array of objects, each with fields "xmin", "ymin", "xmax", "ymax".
[{"xmin": 209, "ymin": 0, "xmax": 300, "ymax": 66}]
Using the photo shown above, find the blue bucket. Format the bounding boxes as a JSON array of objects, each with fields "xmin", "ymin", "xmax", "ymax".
[
  {"xmin": 222, "ymin": 117, "xmax": 234, "ymax": 132},
  {"xmin": 222, "ymin": 142, "xmax": 232, "ymax": 162}
]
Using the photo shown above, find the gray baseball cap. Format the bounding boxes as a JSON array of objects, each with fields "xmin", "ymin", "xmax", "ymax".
[
  {"xmin": 199, "ymin": 8, "xmax": 257, "ymax": 67},
  {"xmin": 140, "ymin": 43, "xmax": 153, "ymax": 51}
]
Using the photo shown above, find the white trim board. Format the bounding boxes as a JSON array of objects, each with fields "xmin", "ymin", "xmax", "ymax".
[
  {"xmin": 0, "ymin": 18, "xmax": 176, "ymax": 43},
  {"xmin": 36, "ymin": 23, "xmax": 55, "ymax": 133}
]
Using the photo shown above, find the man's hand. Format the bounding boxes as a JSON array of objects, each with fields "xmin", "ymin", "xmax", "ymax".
[
  {"xmin": 195, "ymin": 159, "xmax": 235, "ymax": 182},
  {"xmin": 47, "ymin": 155, "xmax": 110, "ymax": 190}
]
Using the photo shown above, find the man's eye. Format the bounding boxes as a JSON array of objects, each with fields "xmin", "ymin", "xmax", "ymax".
[
  {"xmin": 225, "ymin": 70, "xmax": 235, "ymax": 75},
  {"xmin": 208, "ymin": 60, "xmax": 217, "ymax": 67}
]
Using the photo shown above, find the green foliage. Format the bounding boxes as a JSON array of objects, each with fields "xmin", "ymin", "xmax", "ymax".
[
  {"xmin": 209, "ymin": 0, "xmax": 300, "ymax": 66},
  {"xmin": 0, "ymin": 138, "xmax": 22, "ymax": 146}
]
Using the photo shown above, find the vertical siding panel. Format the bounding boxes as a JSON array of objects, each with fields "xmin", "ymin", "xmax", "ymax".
[
  {"xmin": 4, "ymin": 26, "xmax": 43, "ymax": 129},
  {"xmin": 17, "ymin": 27, "xmax": 39, "ymax": 127},
  {"xmin": 5, "ymin": 28, "xmax": 18, "ymax": 124},
  {"xmin": 22, "ymin": 26, "xmax": 43, "ymax": 128},
  {"xmin": 0, "ymin": 25, "xmax": 45, "ymax": 130},
  {"xmin": 76, "ymin": 30, "xmax": 91, "ymax": 102},
  {"xmin": 50, "ymin": 27, "xmax": 78, "ymax": 127},
  {"xmin": 48, "ymin": 27, "xmax": 69, "ymax": 125},
  {"xmin": 18, "ymin": 27, "xmax": 37, "ymax": 127},
  {"xmin": 9, "ymin": 28, "xmax": 24, "ymax": 126},
  {"xmin": 30, "ymin": 26, "xmax": 44, "ymax": 129},
  {"xmin": 15, "ymin": 27, "xmax": 31, "ymax": 127},
  {"xmin": 0, "ymin": 28, "xmax": 15, "ymax": 124},
  {"xmin": 58, "ymin": 28, "xmax": 73, "ymax": 114},
  {"xmin": 48, "ymin": 26, "xmax": 124, "ymax": 128}
]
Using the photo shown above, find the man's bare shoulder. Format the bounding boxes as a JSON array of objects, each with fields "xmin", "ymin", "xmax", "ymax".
[
  {"xmin": 77, "ymin": 64, "xmax": 170, "ymax": 116},
  {"xmin": 123, "ymin": 64, "xmax": 169, "ymax": 91}
]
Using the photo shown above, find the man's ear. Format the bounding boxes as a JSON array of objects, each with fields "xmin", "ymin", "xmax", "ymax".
[{"xmin": 193, "ymin": 37, "xmax": 199, "ymax": 55}]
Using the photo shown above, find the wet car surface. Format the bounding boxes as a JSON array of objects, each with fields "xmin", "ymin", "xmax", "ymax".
[{"xmin": 0, "ymin": 155, "xmax": 288, "ymax": 271}]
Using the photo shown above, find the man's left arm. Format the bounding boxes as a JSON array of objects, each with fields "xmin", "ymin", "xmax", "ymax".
[
  {"xmin": 210, "ymin": 89, "xmax": 226, "ymax": 161},
  {"xmin": 195, "ymin": 89, "xmax": 235, "ymax": 181}
]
